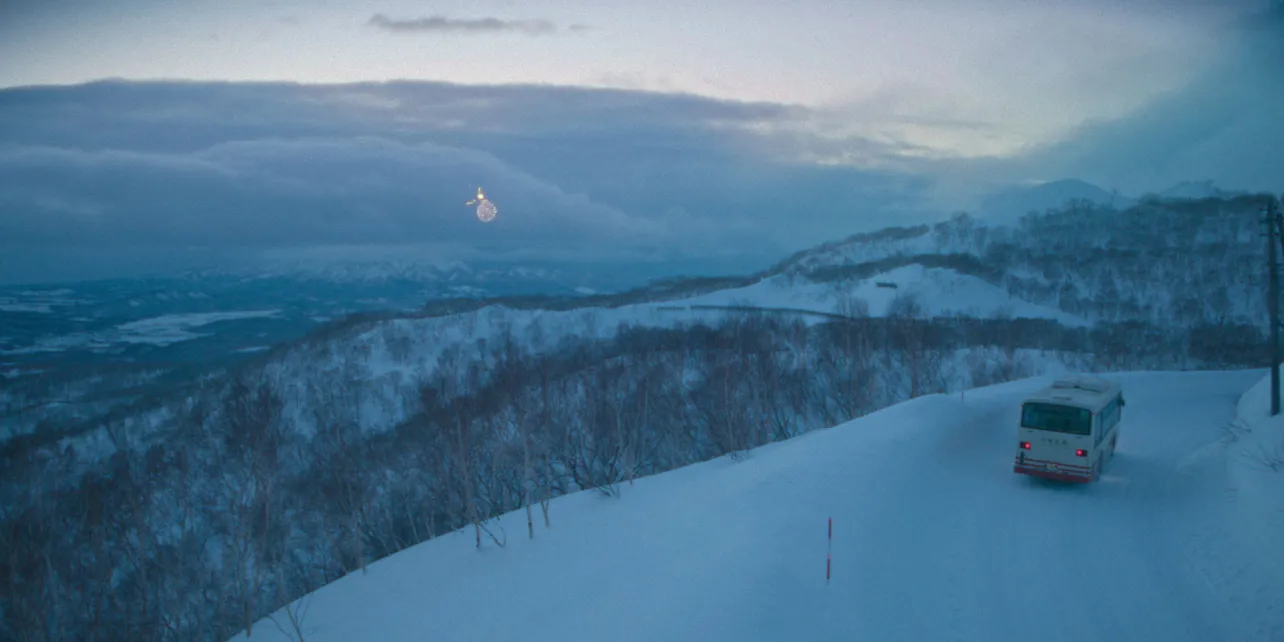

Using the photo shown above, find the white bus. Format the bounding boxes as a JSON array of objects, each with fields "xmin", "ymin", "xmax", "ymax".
[{"xmin": 1013, "ymin": 374, "xmax": 1124, "ymax": 483}]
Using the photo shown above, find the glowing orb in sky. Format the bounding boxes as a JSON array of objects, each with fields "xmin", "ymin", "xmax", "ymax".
[
  {"xmin": 475, "ymin": 199, "xmax": 498, "ymax": 222},
  {"xmin": 466, "ymin": 187, "xmax": 498, "ymax": 223}
]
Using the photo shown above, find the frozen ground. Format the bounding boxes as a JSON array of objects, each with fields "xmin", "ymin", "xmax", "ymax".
[
  {"xmin": 113, "ymin": 310, "xmax": 281, "ymax": 345},
  {"xmin": 1, "ymin": 309, "xmax": 281, "ymax": 354},
  {"xmin": 234, "ymin": 369, "xmax": 1283, "ymax": 642}
]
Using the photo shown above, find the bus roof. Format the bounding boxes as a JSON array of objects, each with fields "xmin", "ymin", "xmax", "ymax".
[{"xmin": 1021, "ymin": 374, "xmax": 1121, "ymax": 413}]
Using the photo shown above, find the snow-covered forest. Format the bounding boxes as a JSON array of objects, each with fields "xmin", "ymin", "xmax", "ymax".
[{"xmin": 0, "ymin": 193, "xmax": 1275, "ymax": 641}]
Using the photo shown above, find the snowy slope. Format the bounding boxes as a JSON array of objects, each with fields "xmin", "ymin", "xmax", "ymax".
[
  {"xmin": 268, "ymin": 264, "xmax": 1082, "ymax": 440},
  {"xmin": 774, "ymin": 226, "xmax": 942, "ymax": 275},
  {"xmin": 233, "ymin": 369, "xmax": 1278, "ymax": 642},
  {"xmin": 1217, "ymin": 373, "xmax": 1284, "ymax": 639},
  {"xmin": 673, "ymin": 265, "xmax": 1086, "ymax": 326}
]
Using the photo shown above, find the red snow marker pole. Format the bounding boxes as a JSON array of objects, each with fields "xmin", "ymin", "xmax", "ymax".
[{"xmin": 826, "ymin": 517, "xmax": 832, "ymax": 583}]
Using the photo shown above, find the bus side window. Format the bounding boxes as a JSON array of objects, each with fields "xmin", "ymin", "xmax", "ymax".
[{"xmin": 1100, "ymin": 398, "xmax": 1119, "ymax": 435}]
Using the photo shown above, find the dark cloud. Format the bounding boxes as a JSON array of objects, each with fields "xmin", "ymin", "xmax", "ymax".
[
  {"xmin": 0, "ymin": 80, "xmax": 938, "ymax": 285},
  {"xmin": 368, "ymin": 14, "xmax": 561, "ymax": 36},
  {"xmin": 0, "ymin": 138, "xmax": 665, "ymax": 250},
  {"xmin": 0, "ymin": 80, "xmax": 791, "ymax": 152}
]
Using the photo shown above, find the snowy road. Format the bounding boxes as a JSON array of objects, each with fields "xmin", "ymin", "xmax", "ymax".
[
  {"xmin": 237, "ymin": 370, "xmax": 1277, "ymax": 642},
  {"xmin": 767, "ymin": 371, "xmax": 1262, "ymax": 642}
]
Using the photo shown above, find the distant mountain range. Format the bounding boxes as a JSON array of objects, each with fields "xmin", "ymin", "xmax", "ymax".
[
  {"xmin": 1151, "ymin": 180, "xmax": 1243, "ymax": 200},
  {"xmin": 977, "ymin": 178, "xmax": 1249, "ymax": 224}
]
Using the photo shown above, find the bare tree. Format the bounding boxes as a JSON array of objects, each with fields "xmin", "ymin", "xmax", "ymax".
[
  {"xmin": 448, "ymin": 364, "xmax": 485, "ymax": 549},
  {"xmin": 218, "ymin": 375, "xmax": 287, "ymax": 638},
  {"xmin": 888, "ymin": 294, "xmax": 931, "ymax": 399},
  {"xmin": 536, "ymin": 363, "xmax": 561, "ymax": 529},
  {"xmin": 490, "ymin": 331, "xmax": 539, "ymax": 539},
  {"xmin": 2, "ymin": 455, "xmax": 60, "ymax": 642},
  {"xmin": 605, "ymin": 359, "xmax": 635, "ymax": 489},
  {"xmin": 313, "ymin": 406, "xmax": 372, "ymax": 576},
  {"xmin": 510, "ymin": 389, "xmax": 537, "ymax": 540},
  {"xmin": 269, "ymin": 567, "xmax": 312, "ymax": 642},
  {"xmin": 702, "ymin": 337, "xmax": 750, "ymax": 459}
]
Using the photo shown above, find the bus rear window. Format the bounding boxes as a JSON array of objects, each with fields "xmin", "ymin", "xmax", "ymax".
[{"xmin": 1021, "ymin": 403, "xmax": 1091, "ymax": 435}]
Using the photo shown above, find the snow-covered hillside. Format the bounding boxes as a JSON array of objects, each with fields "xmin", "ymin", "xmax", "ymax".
[
  {"xmin": 1219, "ymin": 372, "xmax": 1284, "ymax": 634},
  {"xmin": 10, "ymin": 193, "xmax": 1268, "ymax": 454},
  {"xmin": 978, "ymin": 178, "xmax": 1132, "ymax": 225},
  {"xmin": 771, "ymin": 200, "xmax": 1266, "ymax": 328},
  {"xmin": 234, "ymin": 369, "xmax": 1282, "ymax": 642},
  {"xmin": 678, "ymin": 264, "xmax": 1086, "ymax": 326},
  {"xmin": 262, "ymin": 263, "xmax": 1080, "ymax": 440},
  {"xmin": 1155, "ymin": 180, "xmax": 1244, "ymax": 201},
  {"xmin": 38, "ymin": 192, "xmax": 1270, "ymax": 462}
]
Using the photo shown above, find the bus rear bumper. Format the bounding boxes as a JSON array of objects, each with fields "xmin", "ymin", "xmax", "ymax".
[{"xmin": 1014, "ymin": 464, "xmax": 1093, "ymax": 483}]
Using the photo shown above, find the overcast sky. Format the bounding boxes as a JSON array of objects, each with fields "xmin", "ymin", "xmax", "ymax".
[
  {"xmin": 0, "ymin": 0, "xmax": 1281, "ymax": 283},
  {"xmin": 2, "ymin": 0, "xmax": 1266, "ymax": 156}
]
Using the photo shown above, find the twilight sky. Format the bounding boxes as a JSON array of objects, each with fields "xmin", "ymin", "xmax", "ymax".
[
  {"xmin": 0, "ymin": 0, "xmax": 1281, "ymax": 283},
  {"xmin": 1, "ymin": 0, "xmax": 1263, "ymax": 156}
]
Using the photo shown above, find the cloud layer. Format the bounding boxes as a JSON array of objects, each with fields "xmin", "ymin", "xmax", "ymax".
[
  {"xmin": 2, "ymin": 2, "xmax": 1281, "ymax": 288},
  {"xmin": 367, "ymin": 15, "xmax": 567, "ymax": 36},
  {"xmin": 0, "ymin": 80, "xmax": 942, "ymax": 283},
  {"xmin": 924, "ymin": 0, "xmax": 1284, "ymax": 199},
  {"xmin": 0, "ymin": 138, "xmax": 658, "ymax": 248}
]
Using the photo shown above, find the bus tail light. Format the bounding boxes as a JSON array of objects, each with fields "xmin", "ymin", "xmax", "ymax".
[
  {"xmin": 1075, "ymin": 449, "xmax": 1087, "ymax": 457},
  {"xmin": 1020, "ymin": 441, "xmax": 1031, "ymax": 450}
]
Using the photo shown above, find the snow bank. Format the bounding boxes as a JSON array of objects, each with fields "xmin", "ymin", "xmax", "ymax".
[{"xmin": 1225, "ymin": 371, "xmax": 1284, "ymax": 639}]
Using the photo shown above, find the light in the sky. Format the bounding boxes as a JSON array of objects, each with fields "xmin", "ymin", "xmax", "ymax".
[{"xmin": 466, "ymin": 186, "xmax": 498, "ymax": 223}]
